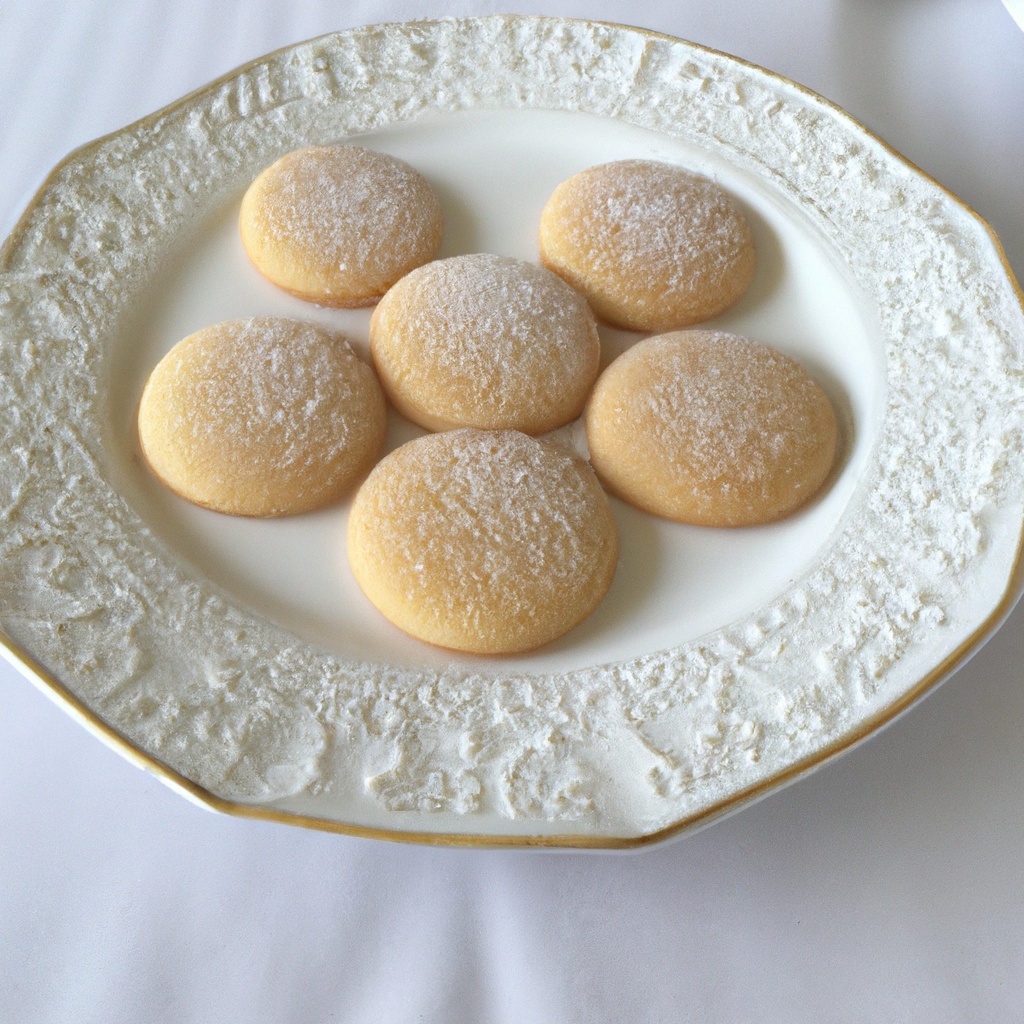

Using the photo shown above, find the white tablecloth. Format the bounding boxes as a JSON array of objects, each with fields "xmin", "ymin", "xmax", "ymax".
[{"xmin": 3, "ymin": 2, "xmax": 1023, "ymax": 1021}]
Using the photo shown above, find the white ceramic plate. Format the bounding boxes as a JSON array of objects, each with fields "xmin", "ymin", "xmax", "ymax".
[{"xmin": 1, "ymin": 17, "xmax": 1022, "ymax": 848}]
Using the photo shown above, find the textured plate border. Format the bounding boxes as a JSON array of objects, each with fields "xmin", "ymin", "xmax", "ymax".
[{"xmin": 2, "ymin": 16, "xmax": 1023, "ymax": 847}]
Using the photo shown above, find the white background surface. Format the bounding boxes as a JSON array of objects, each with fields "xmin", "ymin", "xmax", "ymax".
[{"xmin": 2, "ymin": 1, "xmax": 1023, "ymax": 1021}]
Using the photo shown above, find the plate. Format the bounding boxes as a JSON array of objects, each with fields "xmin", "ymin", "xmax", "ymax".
[{"xmin": 2, "ymin": 16, "xmax": 1023, "ymax": 848}]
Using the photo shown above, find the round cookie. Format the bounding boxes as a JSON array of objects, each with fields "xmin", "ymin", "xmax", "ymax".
[
  {"xmin": 138, "ymin": 317, "xmax": 386, "ymax": 517},
  {"xmin": 585, "ymin": 331, "xmax": 838, "ymax": 527},
  {"xmin": 539, "ymin": 159, "xmax": 756, "ymax": 332},
  {"xmin": 239, "ymin": 145, "xmax": 443, "ymax": 307},
  {"xmin": 369, "ymin": 253, "xmax": 601, "ymax": 434},
  {"xmin": 347, "ymin": 429, "xmax": 619, "ymax": 654}
]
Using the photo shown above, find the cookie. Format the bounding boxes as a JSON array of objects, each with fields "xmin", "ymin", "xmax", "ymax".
[
  {"xmin": 585, "ymin": 331, "xmax": 838, "ymax": 527},
  {"xmin": 539, "ymin": 159, "xmax": 756, "ymax": 332},
  {"xmin": 138, "ymin": 317, "xmax": 386, "ymax": 517},
  {"xmin": 369, "ymin": 253, "xmax": 601, "ymax": 434},
  {"xmin": 239, "ymin": 145, "xmax": 443, "ymax": 307},
  {"xmin": 347, "ymin": 429, "xmax": 619, "ymax": 654}
]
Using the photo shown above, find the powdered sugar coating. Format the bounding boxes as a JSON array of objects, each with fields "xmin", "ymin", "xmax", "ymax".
[
  {"xmin": 539, "ymin": 159, "xmax": 756, "ymax": 331},
  {"xmin": 586, "ymin": 331, "xmax": 838, "ymax": 526},
  {"xmin": 240, "ymin": 145, "xmax": 443, "ymax": 307},
  {"xmin": 138, "ymin": 317, "xmax": 386, "ymax": 516},
  {"xmin": 369, "ymin": 253, "xmax": 601, "ymax": 433},
  {"xmin": 348, "ymin": 429, "xmax": 618, "ymax": 654}
]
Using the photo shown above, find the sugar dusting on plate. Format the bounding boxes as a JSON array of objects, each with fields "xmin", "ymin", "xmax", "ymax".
[{"xmin": 1, "ymin": 17, "xmax": 1022, "ymax": 842}]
